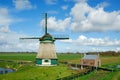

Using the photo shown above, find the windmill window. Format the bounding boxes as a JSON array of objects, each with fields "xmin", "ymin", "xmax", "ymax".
[{"xmin": 44, "ymin": 60, "xmax": 49, "ymax": 62}]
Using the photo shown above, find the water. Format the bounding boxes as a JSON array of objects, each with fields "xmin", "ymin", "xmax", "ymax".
[
  {"xmin": 116, "ymin": 65, "xmax": 120, "ymax": 68},
  {"xmin": 0, "ymin": 68, "xmax": 15, "ymax": 74}
]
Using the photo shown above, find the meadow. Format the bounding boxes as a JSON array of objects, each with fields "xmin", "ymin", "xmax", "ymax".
[{"xmin": 0, "ymin": 52, "xmax": 120, "ymax": 80}]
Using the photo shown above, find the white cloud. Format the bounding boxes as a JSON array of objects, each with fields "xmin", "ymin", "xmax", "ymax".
[
  {"xmin": 40, "ymin": 16, "xmax": 71, "ymax": 31},
  {"xmin": 13, "ymin": 0, "xmax": 35, "ymax": 10},
  {"xmin": 0, "ymin": 8, "xmax": 8, "ymax": 15},
  {"xmin": 40, "ymin": 1, "xmax": 120, "ymax": 32},
  {"xmin": 96, "ymin": 2, "xmax": 109, "ymax": 8},
  {"xmin": 45, "ymin": 0, "xmax": 57, "ymax": 5},
  {"xmin": 0, "ymin": 29, "xmax": 39, "ymax": 52},
  {"xmin": 62, "ymin": 5, "xmax": 68, "ymax": 10},
  {"xmin": 0, "ymin": 8, "xmax": 12, "ymax": 26},
  {"xmin": 0, "ymin": 8, "xmax": 12, "ymax": 33},
  {"xmin": 62, "ymin": 35, "xmax": 120, "ymax": 47},
  {"xmin": 116, "ymin": 47, "xmax": 120, "ymax": 52},
  {"xmin": 0, "ymin": 26, "xmax": 10, "ymax": 33},
  {"xmin": 0, "ymin": 7, "xmax": 38, "ymax": 52},
  {"xmin": 70, "ymin": 2, "xmax": 120, "ymax": 32}
]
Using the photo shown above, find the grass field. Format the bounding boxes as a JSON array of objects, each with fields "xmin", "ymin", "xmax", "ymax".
[
  {"xmin": 0, "ymin": 64, "xmax": 75, "ymax": 80},
  {"xmin": 0, "ymin": 53, "xmax": 36, "ymax": 61},
  {"xmin": 0, "ymin": 53, "xmax": 120, "ymax": 80},
  {"xmin": 0, "ymin": 53, "xmax": 83, "ymax": 61}
]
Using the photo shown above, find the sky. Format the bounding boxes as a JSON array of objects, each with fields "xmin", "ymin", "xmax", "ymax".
[{"xmin": 0, "ymin": 0, "xmax": 120, "ymax": 52}]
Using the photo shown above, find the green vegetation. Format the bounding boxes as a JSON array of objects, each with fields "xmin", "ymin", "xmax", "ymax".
[
  {"xmin": 101, "ymin": 56, "xmax": 120, "ymax": 67},
  {"xmin": 0, "ymin": 52, "xmax": 83, "ymax": 61},
  {"xmin": 78, "ymin": 70, "xmax": 120, "ymax": 80},
  {"xmin": 0, "ymin": 52, "xmax": 36, "ymax": 61},
  {"xmin": 0, "ymin": 64, "xmax": 75, "ymax": 80},
  {"xmin": 78, "ymin": 55, "xmax": 120, "ymax": 80},
  {"xmin": 0, "ymin": 52, "xmax": 120, "ymax": 80},
  {"xmin": 58, "ymin": 53, "xmax": 83, "ymax": 61}
]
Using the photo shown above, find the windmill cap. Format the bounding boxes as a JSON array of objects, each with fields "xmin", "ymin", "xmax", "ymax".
[{"xmin": 40, "ymin": 33, "xmax": 55, "ymax": 41}]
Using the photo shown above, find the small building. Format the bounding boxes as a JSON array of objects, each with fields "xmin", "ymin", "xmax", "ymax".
[{"xmin": 81, "ymin": 54, "xmax": 101, "ymax": 68}]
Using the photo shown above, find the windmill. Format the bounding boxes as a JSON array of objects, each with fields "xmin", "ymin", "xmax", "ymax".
[{"xmin": 20, "ymin": 13, "xmax": 69, "ymax": 66}]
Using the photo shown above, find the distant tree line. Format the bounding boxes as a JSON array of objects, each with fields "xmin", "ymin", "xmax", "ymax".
[
  {"xmin": 0, "ymin": 51, "xmax": 120, "ymax": 56},
  {"xmin": 0, "ymin": 52, "xmax": 37, "ymax": 54},
  {"xmin": 58, "ymin": 51, "xmax": 120, "ymax": 56},
  {"xmin": 88, "ymin": 51, "xmax": 120, "ymax": 56}
]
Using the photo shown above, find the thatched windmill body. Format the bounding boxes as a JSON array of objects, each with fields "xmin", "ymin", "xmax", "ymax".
[{"xmin": 20, "ymin": 13, "xmax": 69, "ymax": 66}]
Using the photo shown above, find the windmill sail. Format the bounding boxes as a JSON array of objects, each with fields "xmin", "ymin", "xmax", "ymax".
[
  {"xmin": 53, "ymin": 35, "xmax": 69, "ymax": 40},
  {"xmin": 45, "ymin": 13, "xmax": 47, "ymax": 35},
  {"xmin": 20, "ymin": 37, "xmax": 40, "ymax": 39}
]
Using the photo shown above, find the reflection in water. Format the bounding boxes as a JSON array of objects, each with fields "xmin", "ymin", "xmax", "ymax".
[{"xmin": 0, "ymin": 68, "xmax": 15, "ymax": 74}]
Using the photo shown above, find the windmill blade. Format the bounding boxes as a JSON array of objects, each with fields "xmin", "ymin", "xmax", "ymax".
[
  {"xmin": 20, "ymin": 37, "xmax": 40, "ymax": 39},
  {"xmin": 53, "ymin": 35, "xmax": 69, "ymax": 40},
  {"xmin": 19, "ymin": 37, "xmax": 39, "ymax": 43},
  {"xmin": 45, "ymin": 13, "xmax": 48, "ymax": 35},
  {"xmin": 54, "ymin": 37, "xmax": 69, "ymax": 40}
]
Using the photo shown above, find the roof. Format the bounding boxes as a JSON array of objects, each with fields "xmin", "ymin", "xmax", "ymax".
[
  {"xmin": 83, "ymin": 55, "xmax": 98, "ymax": 60},
  {"xmin": 40, "ymin": 33, "xmax": 55, "ymax": 42}
]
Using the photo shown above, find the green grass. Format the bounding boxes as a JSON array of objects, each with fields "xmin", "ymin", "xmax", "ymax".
[
  {"xmin": 58, "ymin": 53, "xmax": 83, "ymax": 61},
  {"xmin": 78, "ymin": 70, "xmax": 120, "ymax": 80},
  {"xmin": 0, "ymin": 64, "xmax": 74, "ymax": 80},
  {"xmin": 0, "ymin": 53, "xmax": 81, "ymax": 80},
  {"xmin": 0, "ymin": 53, "xmax": 36, "ymax": 61},
  {"xmin": 0, "ymin": 53, "xmax": 120, "ymax": 80},
  {"xmin": 101, "ymin": 56, "xmax": 120, "ymax": 67},
  {"xmin": 0, "ymin": 53, "xmax": 83, "ymax": 61}
]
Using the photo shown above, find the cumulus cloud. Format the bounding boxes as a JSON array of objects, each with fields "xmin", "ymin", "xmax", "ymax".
[
  {"xmin": 0, "ymin": 26, "xmax": 10, "ymax": 33},
  {"xmin": 0, "ymin": 30, "xmax": 39, "ymax": 52},
  {"xmin": 0, "ymin": 8, "xmax": 12, "ymax": 33},
  {"xmin": 45, "ymin": 0, "xmax": 57, "ymax": 5},
  {"xmin": 70, "ymin": 1, "xmax": 120, "ymax": 32},
  {"xmin": 96, "ymin": 2, "xmax": 109, "ymax": 8},
  {"xmin": 13, "ymin": 0, "xmax": 35, "ymax": 10},
  {"xmin": 0, "ymin": 8, "xmax": 12, "ymax": 26},
  {"xmin": 0, "ymin": 8, "xmax": 8, "ymax": 15},
  {"xmin": 40, "ymin": 16, "xmax": 71, "ymax": 31},
  {"xmin": 62, "ymin": 35, "xmax": 120, "ymax": 47},
  {"xmin": 40, "ymin": 1, "xmax": 120, "ymax": 32},
  {"xmin": 0, "ymin": 7, "xmax": 38, "ymax": 52}
]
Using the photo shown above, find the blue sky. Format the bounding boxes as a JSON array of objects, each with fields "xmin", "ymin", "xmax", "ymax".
[{"xmin": 0, "ymin": 0, "xmax": 120, "ymax": 52}]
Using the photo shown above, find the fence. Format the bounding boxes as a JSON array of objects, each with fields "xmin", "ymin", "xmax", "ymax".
[
  {"xmin": 56, "ymin": 67, "xmax": 94, "ymax": 80},
  {"xmin": 58, "ymin": 61, "xmax": 115, "ymax": 80},
  {"xmin": 0, "ymin": 60, "xmax": 33, "ymax": 64}
]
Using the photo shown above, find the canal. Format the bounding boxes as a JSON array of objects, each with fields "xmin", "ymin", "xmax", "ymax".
[{"xmin": 0, "ymin": 68, "xmax": 15, "ymax": 74}]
